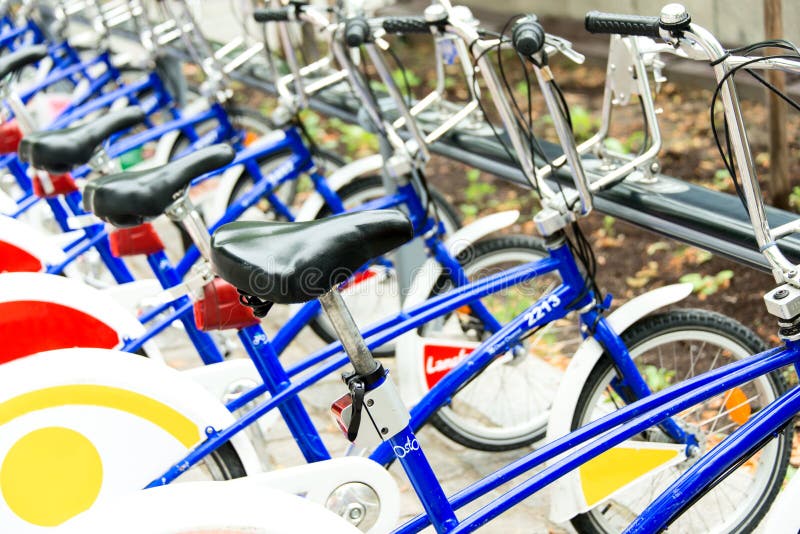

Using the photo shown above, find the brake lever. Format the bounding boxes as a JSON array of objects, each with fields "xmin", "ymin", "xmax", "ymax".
[{"xmin": 544, "ymin": 34, "xmax": 585, "ymax": 64}]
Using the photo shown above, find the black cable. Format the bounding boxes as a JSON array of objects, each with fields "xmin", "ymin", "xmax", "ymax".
[
  {"xmin": 385, "ymin": 45, "xmax": 413, "ymax": 108},
  {"xmin": 709, "ymin": 52, "xmax": 800, "ymax": 214},
  {"xmin": 353, "ymin": 42, "xmax": 440, "ymax": 230}
]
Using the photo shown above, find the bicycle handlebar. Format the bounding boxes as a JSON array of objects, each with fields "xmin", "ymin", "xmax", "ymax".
[
  {"xmin": 511, "ymin": 16, "xmax": 546, "ymax": 56},
  {"xmin": 593, "ymin": 3, "xmax": 800, "ymax": 285},
  {"xmin": 253, "ymin": 7, "xmax": 292, "ymax": 23},
  {"xmin": 584, "ymin": 11, "xmax": 661, "ymax": 38},
  {"xmin": 382, "ymin": 16, "xmax": 434, "ymax": 35}
]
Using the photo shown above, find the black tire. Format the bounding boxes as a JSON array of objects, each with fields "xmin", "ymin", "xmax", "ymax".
[
  {"xmin": 424, "ymin": 235, "xmax": 579, "ymax": 451},
  {"xmin": 180, "ymin": 441, "xmax": 247, "ymax": 482},
  {"xmin": 570, "ymin": 309, "xmax": 790, "ymax": 534},
  {"xmin": 309, "ymin": 175, "xmax": 462, "ymax": 356},
  {"xmin": 315, "ymin": 174, "xmax": 462, "ymax": 233},
  {"xmin": 204, "ymin": 441, "xmax": 248, "ymax": 480},
  {"xmin": 226, "ymin": 146, "xmax": 345, "ymax": 224}
]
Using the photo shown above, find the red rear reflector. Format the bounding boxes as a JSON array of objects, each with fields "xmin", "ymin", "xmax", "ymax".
[
  {"xmin": 0, "ymin": 120, "xmax": 22, "ymax": 153},
  {"xmin": 32, "ymin": 172, "xmax": 78, "ymax": 198},
  {"xmin": 109, "ymin": 223, "xmax": 164, "ymax": 257},
  {"xmin": 194, "ymin": 278, "xmax": 260, "ymax": 331},
  {"xmin": 331, "ymin": 393, "xmax": 353, "ymax": 437}
]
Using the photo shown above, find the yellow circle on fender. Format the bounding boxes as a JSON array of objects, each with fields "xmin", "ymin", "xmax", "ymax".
[{"xmin": 1, "ymin": 427, "xmax": 103, "ymax": 526}]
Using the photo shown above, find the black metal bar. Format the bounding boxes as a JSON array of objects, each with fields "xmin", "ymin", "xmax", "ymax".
[{"xmin": 90, "ymin": 19, "xmax": 800, "ymax": 273}]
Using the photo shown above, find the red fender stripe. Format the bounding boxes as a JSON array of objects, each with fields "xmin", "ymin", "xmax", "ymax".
[
  {"xmin": 0, "ymin": 241, "xmax": 44, "ymax": 273},
  {"xmin": 0, "ymin": 301, "xmax": 120, "ymax": 363}
]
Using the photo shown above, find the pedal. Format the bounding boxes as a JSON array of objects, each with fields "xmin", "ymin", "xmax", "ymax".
[{"xmin": 0, "ymin": 120, "xmax": 22, "ymax": 154}]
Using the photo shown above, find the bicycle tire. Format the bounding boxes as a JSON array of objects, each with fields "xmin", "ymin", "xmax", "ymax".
[
  {"xmin": 570, "ymin": 309, "xmax": 789, "ymax": 534},
  {"xmin": 424, "ymin": 234, "xmax": 577, "ymax": 451}
]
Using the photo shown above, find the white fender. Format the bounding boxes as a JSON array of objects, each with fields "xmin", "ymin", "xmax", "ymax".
[
  {"xmin": 100, "ymin": 278, "xmax": 163, "ymax": 316},
  {"xmin": 0, "ymin": 213, "xmax": 66, "ymax": 270},
  {"xmin": 762, "ymin": 467, "xmax": 800, "ymax": 533},
  {"xmin": 0, "ymin": 349, "xmax": 261, "ymax": 531},
  {"xmin": 0, "ymin": 189, "xmax": 19, "ymax": 215},
  {"xmin": 203, "ymin": 129, "xmax": 291, "ymax": 224},
  {"xmin": 59, "ymin": 481, "xmax": 360, "ymax": 534},
  {"xmin": 0, "ymin": 272, "xmax": 163, "ymax": 362},
  {"xmin": 546, "ymin": 282, "xmax": 694, "ymax": 523},
  {"xmin": 229, "ymin": 456, "xmax": 400, "ymax": 534},
  {"xmin": 294, "ymin": 153, "xmax": 385, "ymax": 222},
  {"xmin": 393, "ymin": 210, "xmax": 521, "ymax": 404}
]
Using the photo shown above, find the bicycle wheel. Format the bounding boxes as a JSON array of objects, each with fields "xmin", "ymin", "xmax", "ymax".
[
  {"xmin": 226, "ymin": 145, "xmax": 344, "ymax": 223},
  {"xmin": 310, "ymin": 175, "xmax": 462, "ymax": 357},
  {"xmin": 177, "ymin": 441, "xmax": 246, "ymax": 482},
  {"xmin": 423, "ymin": 235, "xmax": 581, "ymax": 451},
  {"xmin": 570, "ymin": 310, "xmax": 790, "ymax": 534},
  {"xmin": 167, "ymin": 107, "xmax": 312, "ymax": 252}
]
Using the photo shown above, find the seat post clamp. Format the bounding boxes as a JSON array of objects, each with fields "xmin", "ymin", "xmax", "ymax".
[{"xmin": 335, "ymin": 364, "xmax": 410, "ymax": 448}]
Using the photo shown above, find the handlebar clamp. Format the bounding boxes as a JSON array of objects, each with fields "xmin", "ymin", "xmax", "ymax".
[{"xmin": 345, "ymin": 16, "xmax": 371, "ymax": 47}]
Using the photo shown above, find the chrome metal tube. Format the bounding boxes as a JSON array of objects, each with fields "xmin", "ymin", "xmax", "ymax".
[
  {"xmin": 319, "ymin": 289, "xmax": 378, "ymax": 376},
  {"xmin": 686, "ymin": 24, "xmax": 797, "ymax": 278}
]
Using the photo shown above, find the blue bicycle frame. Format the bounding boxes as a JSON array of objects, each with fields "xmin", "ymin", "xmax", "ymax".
[
  {"xmin": 142, "ymin": 233, "xmax": 705, "ymax": 533},
  {"xmin": 108, "ymin": 122, "xmax": 505, "ymax": 365},
  {"xmin": 0, "ymin": 14, "xmax": 44, "ymax": 51}
]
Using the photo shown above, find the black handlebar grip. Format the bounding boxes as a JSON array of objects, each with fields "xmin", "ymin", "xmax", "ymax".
[
  {"xmin": 382, "ymin": 17, "xmax": 433, "ymax": 35},
  {"xmin": 253, "ymin": 7, "xmax": 291, "ymax": 23},
  {"xmin": 512, "ymin": 17, "xmax": 545, "ymax": 56},
  {"xmin": 345, "ymin": 17, "xmax": 371, "ymax": 47},
  {"xmin": 584, "ymin": 11, "xmax": 660, "ymax": 38}
]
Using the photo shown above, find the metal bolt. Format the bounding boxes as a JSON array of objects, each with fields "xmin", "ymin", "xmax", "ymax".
[
  {"xmin": 381, "ymin": 427, "xmax": 389, "ymax": 435},
  {"xmin": 349, "ymin": 507, "xmax": 363, "ymax": 521},
  {"xmin": 789, "ymin": 270, "xmax": 798, "ymax": 278},
  {"xmin": 366, "ymin": 399, "xmax": 374, "ymax": 407},
  {"xmin": 775, "ymin": 289, "xmax": 790, "ymax": 299}
]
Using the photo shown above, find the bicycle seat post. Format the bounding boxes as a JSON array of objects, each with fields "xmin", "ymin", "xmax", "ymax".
[
  {"xmin": 165, "ymin": 190, "xmax": 212, "ymax": 261},
  {"xmin": 319, "ymin": 288, "xmax": 378, "ymax": 376},
  {"xmin": 320, "ymin": 283, "xmax": 459, "ymax": 531}
]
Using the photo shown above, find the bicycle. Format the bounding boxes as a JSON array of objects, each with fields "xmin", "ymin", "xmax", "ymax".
[
  {"xmin": 0, "ymin": 0, "xmax": 547, "ymax": 456},
  {"xmin": 0, "ymin": 5, "xmax": 781, "ymax": 532}
]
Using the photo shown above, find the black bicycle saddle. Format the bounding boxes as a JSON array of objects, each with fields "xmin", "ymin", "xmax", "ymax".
[
  {"xmin": 0, "ymin": 45, "xmax": 48, "ymax": 79},
  {"xmin": 18, "ymin": 106, "xmax": 146, "ymax": 173},
  {"xmin": 83, "ymin": 144, "xmax": 235, "ymax": 227},
  {"xmin": 211, "ymin": 210, "xmax": 414, "ymax": 304}
]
